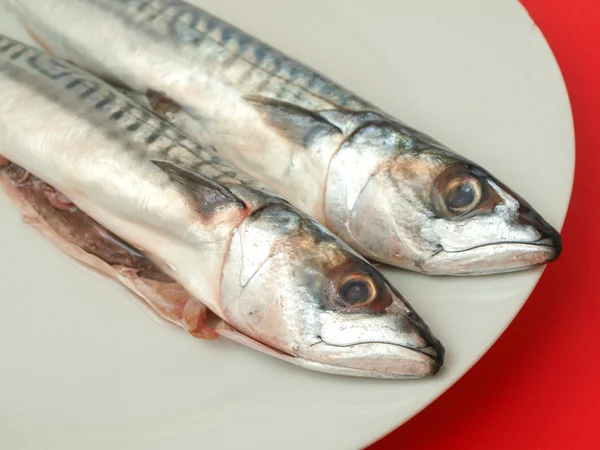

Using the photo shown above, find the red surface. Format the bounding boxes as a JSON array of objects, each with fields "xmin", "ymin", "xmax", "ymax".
[{"xmin": 369, "ymin": 1, "xmax": 600, "ymax": 449}]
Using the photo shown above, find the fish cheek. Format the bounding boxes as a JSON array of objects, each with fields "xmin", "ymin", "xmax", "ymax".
[
  {"xmin": 227, "ymin": 246, "xmax": 323, "ymax": 353},
  {"xmin": 348, "ymin": 173, "xmax": 428, "ymax": 265},
  {"xmin": 424, "ymin": 209, "xmax": 519, "ymax": 254}
]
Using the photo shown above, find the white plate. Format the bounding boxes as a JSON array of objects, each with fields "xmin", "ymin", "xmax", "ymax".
[{"xmin": 0, "ymin": 0, "xmax": 573, "ymax": 449}]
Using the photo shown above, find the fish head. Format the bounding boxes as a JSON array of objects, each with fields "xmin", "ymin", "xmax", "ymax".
[
  {"xmin": 326, "ymin": 121, "xmax": 562, "ymax": 275},
  {"xmin": 220, "ymin": 202, "xmax": 444, "ymax": 378}
]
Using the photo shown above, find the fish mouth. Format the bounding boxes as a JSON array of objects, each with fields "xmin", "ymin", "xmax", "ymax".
[
  {"xmin": 322, "ymin": 339, "xmax": 445, "ymax": 365},
  {"xmin": 414, "ymin": 343, "xmax": 445, "ymax": 365},
  {"xmin": 216, "ymin": 322, "xmax": 443, "ymax": 379},
  {"xmin": 454, "ymin": 236, "xmax": 562, "ymax": 258},
  {"xmin": 299, "ymin": 339, "xmax": 445, "ymax": 379},
  {"xmin": 423, "ymin": 237, "xmax": 561, "ymax": 275}
]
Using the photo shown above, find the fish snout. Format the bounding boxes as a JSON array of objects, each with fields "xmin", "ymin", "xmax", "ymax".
[
  {"xmin": 518, "ymin": 205, "xmax": 562, "ymax": 259},
  {"xmin": 404, "ymin": 310, "xmax": 445, "ymax": 368}
]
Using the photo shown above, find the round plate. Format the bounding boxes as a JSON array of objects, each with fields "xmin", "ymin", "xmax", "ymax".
[{"xmin": 0, "ymin": 0, "xmax": 573, "ymax": 449}]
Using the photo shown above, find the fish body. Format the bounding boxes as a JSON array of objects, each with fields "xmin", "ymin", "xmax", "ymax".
[
  {"xmin": 7, "ymin": 0, "xmax": 563, "ymax": 275},
  {"xmin": 0, "ymin": 35, "xmax": 444, "ymax": 378}
]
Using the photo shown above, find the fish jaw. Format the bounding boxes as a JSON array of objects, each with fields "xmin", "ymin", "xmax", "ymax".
[
  {"xmin": 419, "ymin": 200, "xmax": 562, "ymax": 275},
  {"xmin": 415, "ymin": 177, "xmax": 562, "ymax": 275},
  {"xmin": 421, "ymin": 241, "xmax": 560, "ymax": 276},
  {"xmin": 301, "ymin": 289, "xmax": 445, "ymax": 377},
  {"xmin": 296, "ymin": 343, "xmax": 443, "ymax": 378},
  {"xmin": 217, "ymin": 305, "xmax": 443, "ymax": 379},
  {"xmin": 218, "ymin": 322, "xmax": 441, "ymax": 379}
]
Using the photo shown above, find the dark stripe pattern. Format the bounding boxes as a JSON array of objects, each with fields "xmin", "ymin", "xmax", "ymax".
[
  {"xmin": 103, "ymin": 0, "xmax": 370, "ymax": 110},
  {"xmin": 0, "ymin": 34, "xmax": 264, "ymax": 191}
]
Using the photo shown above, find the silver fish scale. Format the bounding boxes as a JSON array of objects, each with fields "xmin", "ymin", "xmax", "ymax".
[
  {"xmin": 0, "ymin": 35, "xmax": 265, "ymax": 190},
  {"xmin": 100, "ymin": 0, "xmax": 371, "ymax": 111}
]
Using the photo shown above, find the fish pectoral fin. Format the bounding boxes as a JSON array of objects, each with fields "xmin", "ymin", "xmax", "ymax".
[
  {"xmin": 151, "ymin": 160, "xmax": 245, "ymax": 214},
  {"xmin": 245, "ymin": 95, "xmax": 342, "ymax": 146}
]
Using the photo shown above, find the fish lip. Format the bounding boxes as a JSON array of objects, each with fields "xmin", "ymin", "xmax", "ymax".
[
  {"xmin": 442, "ymin": 237, "xmax": 561, "ymax": 260},
  {"xmin": 318, "ymin": 338, "xmax": 445, "ymax": 367},
  {"xmin": 422, "ymin": 239, "xmax": 561, "ymax": 275},
  {"xmin": 415, "ymin": 344, "xmax": 445, "ymax": 366},
  {"xmin": 534, "ymin": 236, "xmax": 562, "ymax": 258}
]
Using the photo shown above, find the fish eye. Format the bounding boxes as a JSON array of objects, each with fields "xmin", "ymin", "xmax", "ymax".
[
  {"xmin": 445, "ymin": 176, "xmax": 482, "ymax": 213},
  {"xmin": 432, "ymin": 164, "xmax": 486, "ymax": 219},
  {"xmin": 323, "ymin": 263, "xmax": 395, "ymax": 314},
  {"xmin": 338, "ymin": 274, "xmax": 377, "ymax": 307}
]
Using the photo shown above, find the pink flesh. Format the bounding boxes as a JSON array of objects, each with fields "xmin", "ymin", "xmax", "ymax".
[
  {"xmin": 147, "ymin": 89, "xmax": 182, "ymax": 116},
  {"xmin": 43, "ymin": 186, "xmax": 74, "ymax": 211},
  {"xmin": 14, "ymin": 170, "xmax": 31, "ymax": 185},
  {"xmin": 1, "ymin": 160, "xmax": 218, "ymax": 340}
]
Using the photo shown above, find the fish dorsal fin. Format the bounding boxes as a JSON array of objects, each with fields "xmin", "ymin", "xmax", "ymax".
[
  {"xmin": 245, "ymin": 95, "xmax": 342, "ymax": 146},
  {"xmin": 151, "ymin": 160, "xmax": 245, "ymax": 214}
]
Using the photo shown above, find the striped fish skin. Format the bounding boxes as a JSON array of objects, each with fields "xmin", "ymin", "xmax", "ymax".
[
  {"xmin": 0, "ymin": 35, "xmax": 444, "ymax": 378},
  {"xmin": 7, "ymin": 0, "xmax": 564, "ymax": 275},
  {"xmin": 5, "ymin": 0, "xmax": 562, "ymax": 275}
]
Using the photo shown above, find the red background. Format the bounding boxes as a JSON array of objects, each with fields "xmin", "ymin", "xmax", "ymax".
[{"xmin": 369, "ymin": 1, "xmax": 599, "ymax": 449}]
